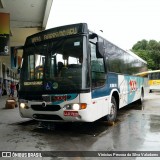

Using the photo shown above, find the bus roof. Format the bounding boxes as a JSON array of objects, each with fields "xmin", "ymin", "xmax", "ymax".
[
  {"xmin": 90, "ymin": 30, "xmax": 147, "ymax": 64},
  {"xmin": 126, "ymin": 50, "xmax": 147, "ymax": 64},
  {"xmin": 25, "ymin": 23, "xmax": 88, "ymax": 46},
  {"xmin": 24, "ymin": 22, "xmax": 147, "ymax": 66}
]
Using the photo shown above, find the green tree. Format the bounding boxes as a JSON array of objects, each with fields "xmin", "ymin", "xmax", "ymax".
[{"xmin": 132, "ymin": 39, "xmax": 160, "ymax": 70}]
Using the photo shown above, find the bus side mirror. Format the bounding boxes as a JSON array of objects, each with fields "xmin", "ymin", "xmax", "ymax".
[
  {"xmin": 96, "ymin": 42, "xmax": 104, "ymax": 58},
  {"xmin": 89, "ymin": 33, "xmax": 97, "ymax": 39}
]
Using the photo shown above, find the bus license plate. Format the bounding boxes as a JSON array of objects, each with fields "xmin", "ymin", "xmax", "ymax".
[{"xmin": 64, "ymin": 111, "xmax": 79, "ymax": 117}]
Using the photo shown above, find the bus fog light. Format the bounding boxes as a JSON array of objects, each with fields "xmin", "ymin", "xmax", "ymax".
[{"xmin": 64, "ymin": 104, "xmax": 72, "ymax": 110}]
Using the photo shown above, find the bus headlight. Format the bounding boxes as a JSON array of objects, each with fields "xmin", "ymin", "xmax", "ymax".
[
  {"xmin": 20, "ymin": 103, "xmax": 25, "ymax": 108},
  {"xmin": 64, "ymin": 103, "xmax": 87, "ymax": 110},
  {"xmin": 19, "ymin": 99, "xmax": 29, "ymax": 109},
  {"xmin": 20, "ymin": 103, "xmax": 29, "ymax": 109},
  {"xmin": 72, "ymin": 104, "xmax": 80, "ymax": 110}
]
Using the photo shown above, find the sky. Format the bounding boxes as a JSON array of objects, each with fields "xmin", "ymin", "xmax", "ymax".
[{"xmin": 46, "ymin": 0, "xmax": 160, "ymax": 50}]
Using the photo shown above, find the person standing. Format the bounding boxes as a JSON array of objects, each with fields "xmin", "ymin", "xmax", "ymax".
[
  {"xmin": 16, "ymin": 83, "xmax": 19, "ymax": 97},
  {"xmin": 10, "ymin": 82, "xmax": 15, "ymax": 97},
  {"xmin": 0, "ymin": 82, "xmax": 2, "ymax": 98}
]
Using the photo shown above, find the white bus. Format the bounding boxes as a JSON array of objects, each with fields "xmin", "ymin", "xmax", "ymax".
[{"xmin": 19, "ymin": 23, "xmax": 147, "ymax": 122}]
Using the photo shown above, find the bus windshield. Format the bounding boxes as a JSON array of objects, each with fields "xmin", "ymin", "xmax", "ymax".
[{"xmin": 21, "ymin": 35, "xmax": 89, "ymax": 92}]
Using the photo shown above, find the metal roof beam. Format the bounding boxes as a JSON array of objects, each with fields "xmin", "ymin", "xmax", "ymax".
[
  {"xmin": 42, "ymin": 0, "xmax": 53, "ymax": 29},
  {"xmin": 0, "ymin": 0, "xmax": 5, "ymax": 8},
  {"xmin": 11, "ymin": 20, "xmax": 41, "ymax": 28}
]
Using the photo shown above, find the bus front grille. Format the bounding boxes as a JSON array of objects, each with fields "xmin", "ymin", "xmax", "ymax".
[{"xmin": 31, "ymin": 105, "xmax": 61, "ymax": 111}]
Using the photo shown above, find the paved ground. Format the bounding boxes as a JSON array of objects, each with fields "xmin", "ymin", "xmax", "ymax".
[{"xmin": 0, "ymin": 92, "xmax": 160, "ymax": 160}]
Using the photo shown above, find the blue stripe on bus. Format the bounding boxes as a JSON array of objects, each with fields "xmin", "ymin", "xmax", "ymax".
[
  {"xmin": 91, "ymin": 73, "xmax": 118, "ymax": 99},
  {"xmin": 91, "ymin": 73, "xmax": 144, "ymax": 102}
]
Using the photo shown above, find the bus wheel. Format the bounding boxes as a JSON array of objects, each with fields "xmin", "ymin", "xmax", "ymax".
[
  {"xmin": 137, "ymin": 89, "xmax": 144, "ymax": 105},
  {"xmin": 106, "ymin": 96, "xmax": 117, "ymax": 123},
  {"xmin": 141, "ymin": 89, "xmax": 144, "ymax": 102}
]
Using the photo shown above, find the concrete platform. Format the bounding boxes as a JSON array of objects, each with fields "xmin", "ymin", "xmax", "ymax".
[{"xmin": 0, "ymin": 92, "xmax": 160, "ymax": 160}]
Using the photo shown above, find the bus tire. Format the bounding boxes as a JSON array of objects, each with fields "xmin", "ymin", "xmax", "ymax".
[
  {"xmin": 137, "ymin": 88, "xmax": 144, "ymax": 104},
  {"xmin": 106, "ymin": 96, "xmax": 117, "ymax": 122}
]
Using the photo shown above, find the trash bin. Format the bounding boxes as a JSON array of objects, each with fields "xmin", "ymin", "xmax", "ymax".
[{"xmin": 5, "ymin": 98, "xmax": 17, "ymax": 109}]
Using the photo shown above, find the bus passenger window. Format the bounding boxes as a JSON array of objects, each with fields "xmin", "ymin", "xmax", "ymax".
[
  {"xmin": 90, "ymin": 43, "xmax": 106, "ymax": 88},
  {"xmin": 27, "ymin": 54, "xmax": 45, "ymax": 80},
  {"xmin": 28, "ymin": 55, "xmax": 34, "ymax": 80},
  {"xmin": 35, "ymin": 66, "xmax": 43, "ymax": 79}
]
